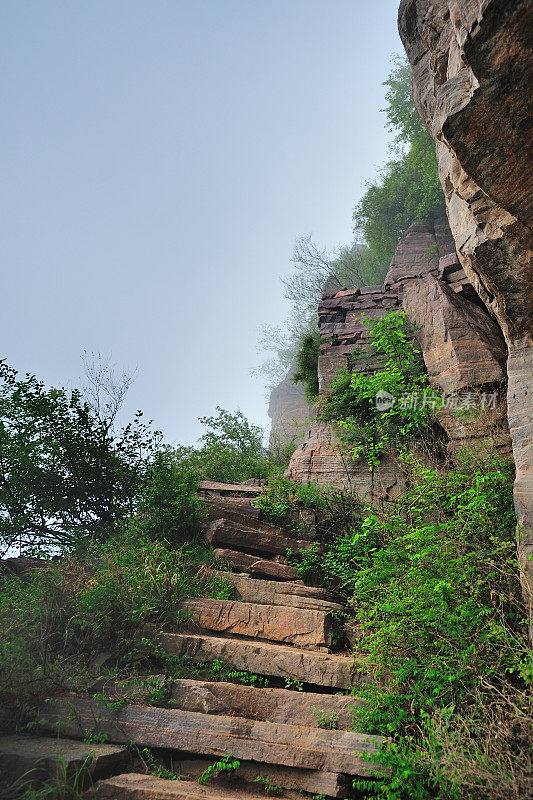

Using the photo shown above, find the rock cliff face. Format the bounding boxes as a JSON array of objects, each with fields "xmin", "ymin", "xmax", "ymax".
[
  {"xmin": 398, "ymin": 0, "xmax": 533, "ymax": 620},
  {"xmin": 268, "ymin": 370, "xmax": 314, "ymax": 447},
  {"xmin": 286, "ymin": 215, "xmax": 511, "ymax": 500}
]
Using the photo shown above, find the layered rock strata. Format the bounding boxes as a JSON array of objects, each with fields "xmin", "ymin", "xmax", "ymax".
[
  {"xmin": 398, "ymin": 0, "xmax": 533, "ymax": 619},
  {"xmin": 286, "ymin": 216, "xmax": 511, "ymax": 499}
]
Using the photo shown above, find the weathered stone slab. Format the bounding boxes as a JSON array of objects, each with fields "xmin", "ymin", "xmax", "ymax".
[
  {"xmin": 175, "ymin": 758, "xmax": 349, "ymax": 798},
  {"xmin": 0, "ymin": 734, "xmax": 129, "ymax": 783},
  {"xmin": 180, "ymin": 598, "xmax": 333, "ymax": 648},
  {"xmin": 169, "ymin": 679, "xmax": 361, "ymax": 730},
  {"xmin": 202, "ymin": 497, "xmax": 263, "ymax": 527},
  {"xmin": 197, "ymin": 481, "xmax": 263, "ymax": 495},
  {"xmin": 161, "ymin": 633, "xmax": 363, "ymax": 689},
  {"xmin": 42, "ymin": 698, "xmax": 384, "ymax": 776},
  {"xmin": 206, "ymin": 519, "xmax": 314, "ymax": 557},
  {"xmin": 213, "ymin": 549, "xmax": 299, "ymax": 581},
  {"xmin": 209, "ymin": 570, "xmax": 342, "ymax": 611},
  {"xmin": 88, "ymin": 774, "xmax": 291, "ymax": 800}
]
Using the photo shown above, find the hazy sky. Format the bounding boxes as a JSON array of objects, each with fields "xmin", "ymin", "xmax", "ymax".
[{"xmin": 1, "ymin": 0, "xmax": 402, "ymax": 446}]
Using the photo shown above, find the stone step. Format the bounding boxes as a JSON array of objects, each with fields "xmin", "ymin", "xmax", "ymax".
[
  {"xmin": 175, "ymin": 758, "xmax": 349, "ymax": 798},
  {"xmin": 206, "ymin": 519, "xmax": 315, "ymax": 557},
  {"xmin": 201, "ymin": 499, "xmax": 318, "ymax": 540},
  {"xmin": 168, "ymin": 678, "xmax": 361, "ymax": 730},
  {"xmin": 180, "ymin": 599, "xmax": 332, "ymax": 648},
  {"xmin": 0, "ymin": 734, "xmax": 129, "ymax": 784},
  {"xmin": 198, "ymin": 481, "xmax": 264, "ymax": 495},
  {"xmin": 161, "ymin": 632, "xmax": 363, "ymax": 689},
  {"xmin": 209, "ymin": 570, "xmax": 343, "ymax": 611},
  {"xmin": 214, "ymin": 548, "xmax": 299, "ymax": 580},
  {"xmin": 42, "ymin": 697, "xmax": 384, "ymax": 776},
  {"xmin": 87, "ymin": 773, "xmax": 293, "ymax": 800}
]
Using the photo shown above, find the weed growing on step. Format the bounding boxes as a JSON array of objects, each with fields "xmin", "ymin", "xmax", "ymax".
[
  {"xmin": 253, "ymin": 775, "xmax": 284, "ymax": 795},
  {"xmin": 310, "ymin": 705, "xmax": 339, "ymax": 729},
  {"xmin": 198, "ymin": 755, "xmax": 240, "ymax": 785},
  {"xmin": 284, "ymin": 678, "xmax": 303, "ymax": 691},
  {"xmin": 138, "ymin": 747, "xmax": 180, "ymax": 781},
  {"xmin": 252, "ymin": 473, "xmax": 327, "ymax": 531},
  {"xmin": 162, "ymin": 655, "xmax": 270, "ymax": 688},
  {"xmin": 0, "ymin": 752, "xmax": 98, "ymax": 800}
]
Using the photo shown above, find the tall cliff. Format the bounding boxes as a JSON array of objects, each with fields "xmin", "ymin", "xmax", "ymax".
[
  {"xmin": 398, "ymin": 0, "xmax": 533, "ymax": 621},
  {"xmin": 268, "ymin": 370, "xmax": 314, "ymax": 448}
]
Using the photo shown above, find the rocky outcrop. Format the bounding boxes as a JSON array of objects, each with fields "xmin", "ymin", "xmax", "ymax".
[
  {"xmin": 287, "ymin": 215, "xmax": 511, "ymax": 498},
  {"xmin": 268, "ymin": 369, "xmax": 314, "ymax": 447},
  {"xmin": 285, "ymin": 420, "xmax": 408, "ymax": 503},
  {"xmin": 398, "ymin": 0, "xmax": 533, "ymax": 620}
]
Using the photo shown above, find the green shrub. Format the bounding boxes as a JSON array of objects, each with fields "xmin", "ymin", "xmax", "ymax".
[
  {"xmin": 349, "ymin": 455, "xmax": 531, "ymax": 799},
  {"xmin": 322, "ymin": 311, "xmax": 437, "ymax": 468},
  {"xmin": 0, "ymin": 361, "xmax": 158, "ymax": 557},
  {"xmin": 174, "ymin": 407, "xmax": 272, "ymax": 483},
  {"xmin": 253, "ymin": 474, "xmax": 327, "ymax": 529},
  {"xmin": 292, "ymin": 332, "xmax": 321, "ymax": 402},
  {"xmin": 135, "ymin": 449, "xmax": 206, "ymax": 544}
]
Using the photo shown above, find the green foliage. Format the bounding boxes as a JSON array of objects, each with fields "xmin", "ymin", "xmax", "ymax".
[
  {"xmin": 292, "ymin": 332, "xmax": 321, "ymax": 402},
  {"xmin": 347, "ymin": 456, "xmax": 531, "ymax": 799},
  {"xmin": 164, "ymin": 655, "xmax": 270, "ymax": 688},
  {"xmin": 0, "ymin": 360, "xmax": 158, "ymax": 556},
  {"xmin": 198, "ymin": 755, "xmax": 240, "ymax": 785},
  {"xmin": 353, "ymin": 56, "xmax": 444, "ymax": 263},
  {"xmin": 253, "ymin": 474, "xmax": 327, "ymax": 529},
  {"xmin": 253, "ymin": 776, "xmax": 284, "ymax": 795},
  {"xmin": 174, "ymin": 407, "xmax": 271, "ymax": 483},
  {"xmin": 138, "ymin": 747, "xmax": 180, "ymax": 780},
  {"xmin": 0, "ymin": 752, "xmax": 98, "ymax": 799},
  {"xmin": 0, "ymin": 533, "xmax": 231, "ymax": 717},
  {"xmin": 135, "ymin": 449, "xmax": 206, "ymax": 544},
  {"xmin": 310, "ymin": 705, "xmax": 339, "ymax": 729},
  {"xmin": 323, "ymin": 311, "xmax": 434, "ymax": 468}
]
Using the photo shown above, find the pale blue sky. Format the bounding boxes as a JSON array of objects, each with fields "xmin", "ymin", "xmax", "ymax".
[{"xmin": 1, "ymin": 0, "xmax": 402, "ymax": 445}]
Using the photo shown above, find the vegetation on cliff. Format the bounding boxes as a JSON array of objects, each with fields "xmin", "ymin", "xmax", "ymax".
[{"xmin": 353, "ymin": 57, "xmax": 444, "ymax": 263}]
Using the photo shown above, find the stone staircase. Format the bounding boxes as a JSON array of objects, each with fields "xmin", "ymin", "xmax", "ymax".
[{"xmin": 2, "ymin": 481, "xmax": 386, "ymax": 799}]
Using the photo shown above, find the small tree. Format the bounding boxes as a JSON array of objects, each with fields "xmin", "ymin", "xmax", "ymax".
[{"xmin": 0, "ymin": 360, "xmax": 158, "ymax": 556}]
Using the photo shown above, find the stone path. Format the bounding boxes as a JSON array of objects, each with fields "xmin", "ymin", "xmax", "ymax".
[{"xmin": 2, "ymin": 481, "xmax": 385, "ymax": 799}]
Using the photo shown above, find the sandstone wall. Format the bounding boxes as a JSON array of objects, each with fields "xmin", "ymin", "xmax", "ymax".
[
  {"xmin": 398, "ymin": 0, "xmax": 533, "ymax": 620},
  {"xmin": 286, "ymin": 215, "xmax": 511, "ymax": 503},
  {"xmin": 268, "ymin": 370, "xmax": 315, "ymax": 448}
]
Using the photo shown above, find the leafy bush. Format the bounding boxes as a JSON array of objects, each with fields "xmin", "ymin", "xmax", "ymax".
[
  {"xmin": 253, "ymin": 474, "xmax": 327, "ymax": 529},
  {"xmin": 174, "ymin": 407, "xmax": 272, "ymax": 483},
  {"xmin": 135, "ymin": 449, "xmax": 206, "ymax": 544},
  {"xmin": 322, "ymin": 311, "xmax": 438, "ymax": 468},
  {"xmin": 292, "ymin": 332, "xmax": 321, "ymax": 402},
  {"xmin": 348, "ymin": 456, "xmax": 531, "ymax": 799}
]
